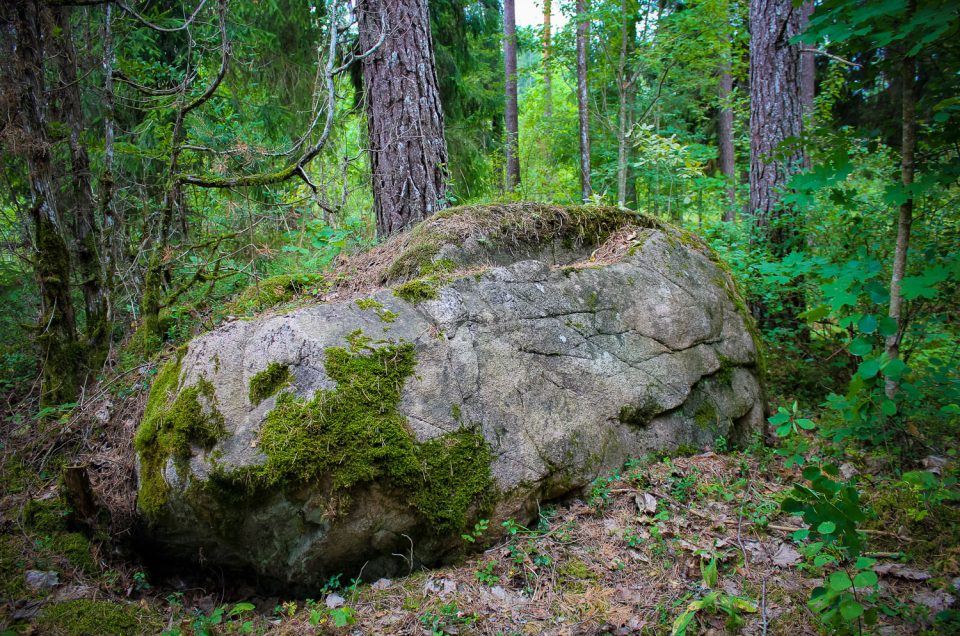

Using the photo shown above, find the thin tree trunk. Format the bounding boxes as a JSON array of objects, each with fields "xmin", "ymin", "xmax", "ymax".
[
  {"xmin": 359, "ymin": 0, "xmax": 449, "ymax": 236},
  {"xmin": 885, "ymin": 36, "xmax": 917, "ymax": 401},
  {"xmin": 102, "ymin": 2, "xmax": 118, "ymax": 320},
  {"xmin": 6, "ymin": 0, "xmax": 83, "ymax": 406},
  {"xmin": 52, "ymin": 7, "xmax": 109, "ymax": 368},
  {"xmin": 718, "ymin": 63, "xmax": 737, "ymax": 220},
  {"xmin": 799, "ymin": 1, "xmax": 815, "ymax": 170},
  {"xmin": 543, "ymin": 0, "xmax": 552, "ymax": 120},
  {"xmin": 503, "ymin": 0, "xmax": 521, "ymax": 191},
  {"xmin": 616, "ymin": 0, "xmax": 634, "ymax": 207},
  {"xmin": 576, "ymin": 0, "xmax": 592, "ymax": 202}
]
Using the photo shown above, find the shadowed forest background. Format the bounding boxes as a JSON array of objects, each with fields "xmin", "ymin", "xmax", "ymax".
[{"xmin": 1, "ymin": 0, "xmax": 959, "ymax": 634}]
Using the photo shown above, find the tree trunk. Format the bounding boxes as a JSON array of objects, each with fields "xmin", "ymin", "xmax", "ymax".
[
  {"xmin": 799, "ymin": 1, "xmax": 815, "ymax": 170},
  {"xmin": 543, "ymin": 0, "xmax": 552, "ymax": 120},
  {"xmin": 5, "ymin": 0, "xmax": 84, "ymax": 406},
  {"xmin": 718, "ymin": 64, "xmax": 737, "ymax": 220},
  {"xmin": 749, "ymin": 0, "xmax": 803, "ymax": 228},
  {"xmin": 52, "ymin": 7, "xmax": 109, "ymax": 369},
  {"xmin": 616, "ymin": 0, "xmax": 635, "ymax": 207},
  {"xmin": 503, "ymin": 0, "xmax": 521, "ymax": 191},
  {"xmin": 884, "ymin": 38, "xmax": 917, "ymax": 401},
  {"xmin": 576, "ymin": 0, "xmax": 592, "ymax": 202},
  {"xmin": 358, "ymin": 0, "xmax": 450, "ymax": 237}
]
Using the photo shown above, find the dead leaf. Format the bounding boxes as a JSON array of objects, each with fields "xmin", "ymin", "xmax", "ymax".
[
  {"xmin": 635, "ymin": 492, "xmax": 657, "ymax": 514},
  {"xmin": 771, "ymin": 543, "xmax": 802, "ymax": 567}
]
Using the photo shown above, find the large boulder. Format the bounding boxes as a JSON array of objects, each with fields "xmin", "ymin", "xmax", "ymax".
[{"xmin": 133, "ymin": 204, "xmax": 765, "ymax": 588}]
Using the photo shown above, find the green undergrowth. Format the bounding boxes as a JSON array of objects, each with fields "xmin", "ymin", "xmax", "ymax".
[
  {"xmin": 37, "ymin": 599, "xmax": 161, "ymax": 636},
  {"xmin": 205, "ymin": 331, "xmax": 493, "ymax": 532},
  {"xmin": 134, "ymin": 354, "xmax": 226, "ymax": 519},
  {"xmin": 248, "ymin": 362, "xmax": 291, "ymax": 405}
]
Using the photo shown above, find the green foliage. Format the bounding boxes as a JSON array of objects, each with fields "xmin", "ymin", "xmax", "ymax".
[{"xmin": 671, "ymin": 557, "xmax": 757, "ymax": 636}]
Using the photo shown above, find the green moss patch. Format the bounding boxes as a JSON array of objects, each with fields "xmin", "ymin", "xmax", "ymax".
[
  {"xmin": 207, "ymin": 335, "xmax": 493, "ymax": 532},
  {"xmin": 393, "ymin": 278, "xmax": 439, "ymax": 304},
  {"xmin": 248, "ymin": 362, "xmax": 292, "ymax": 405},
  {"xmin": 134, "ymin": 355, "xmax": 226, "ymax": 520},
  {"xmin": 227, "ymin": 273, "xmax": 326, "ymax": 314},
  {"xmin": 50, "ymin": 532, "xmax": 95, "ymax": 573},
  {"xmin": 38, "ymin": 599, "xmax": 161, "ymax": 636}
]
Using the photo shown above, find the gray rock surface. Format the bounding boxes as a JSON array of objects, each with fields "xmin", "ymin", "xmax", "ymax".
[{"xmin": 135, "ymin": 216, "xmax": 765, "ymax": 589}]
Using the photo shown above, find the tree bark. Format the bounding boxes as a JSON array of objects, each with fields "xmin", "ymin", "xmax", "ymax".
[
  {"xmin": 616, "ymin": 0, "xmax": 635, "ymax": 207},
  {"xmin": 749, "ymin": 0, "xmax": 803, "ymax": 228},
  {"xmin": 718, "ymin": 63, "xmax": 737, "ymax": 220},
  {"xmin": 358, "ymin": 0, "xmax": 450, "ymax": 237},
  {"xmin": 52, "ymin": 7, "xmax": 109, "ymax": 368},
  {"xmin": 799, "ymin": 1, "xmax": 815, "ymax": 170},
  {"xmin": 543, "ymin": 0, "xmax": 552, "ymax": 120},
  {"xmin": 576, "ymin": 0, "xmax": 592, "ymax": 202},
  {"xmin": 884, "ymin": 35, "xmax": 917, "ymax": 401},
  {"xmin": 503, "ymin": 0, "xmax": 521, "ymax": 191},
  {"xmin": 4, "ymin": 0, "xmax": 84, "ymax": 406}
]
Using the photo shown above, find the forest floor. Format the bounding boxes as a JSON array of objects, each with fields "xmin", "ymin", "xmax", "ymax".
[{"xmin": 1, "ymin": 434, "xmax": 957, "ymax": 635}]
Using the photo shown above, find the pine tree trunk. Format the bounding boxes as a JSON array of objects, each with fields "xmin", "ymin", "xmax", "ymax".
[
  {"xmin": 359, "ymin": 0, "xmax": 449, "ymax": 237},
  {"xmin": 718, "ymin": 64, "xmax": 737, "ymax": 220},
  {"xmin": 749, "ymin": 0, "xmax": 803, "ymax": 230},
  {"xmin": 576, "ymin": 0, "xmax": 592, "ymax": 202},
  {"xmin": 503, "ymin": 0, "xmax": 521, "ymax": 191},
  {"xmin": 543, "ymin": 0, "xmax": 552, "ymax": 119}
]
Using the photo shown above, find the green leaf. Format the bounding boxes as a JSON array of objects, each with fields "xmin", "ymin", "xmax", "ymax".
[
  {"xmin": 858, "ymin": 359, "xmax": 881, "ymax": 379},
  {"xmin": 840, "ymin": 599, "xmax": 865, "ymax": 620},
  {"xmin": 701, "ymin": 558, "xmax": 718, "ymax": 588},
  {"xmin": 882, "ymin": 358, "xmax": 907, "ymax": 380},
  {"xmin": 768, "ymin": 409, "xmax": 791, "ymax": 425},
  {"xmin": 817, "ymin": 521, "xmax": 837, "ymax": 534},
  {"xmin": 796, "ymin": 418, "xmax": 816, "ymax": 430},
  {"xmin": 828, "ymin": 571, "xmax": 853, "ymax": 591},
  {"xmin": 881, "ymin": 399, "xmax": 897, "ymax": 416},
  {"xmin": 854, "ymin": 557, "xmax": 877, "ymax": 569},
  {"xmin": 878, "ymin": 316, "xmax": 899, "ymax": 337},
  {"xmin": 853, "ymin": 570, "xmax": 878, "ymax": 588},
  {"xmin": 857, "ymin": 314, "xmax": 878, "ymax": 334},
  {"xmin": 849, "ymin": 338, "xmax": 873, "ymax": 357}
]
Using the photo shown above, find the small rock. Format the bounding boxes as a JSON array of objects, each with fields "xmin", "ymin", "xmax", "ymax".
[
  {"xmin": 839, "ymin": 462, "xmax": 859, "ymax": 479},
  {"xmin": 54, "ymin": 584, "xmax": 93, "ymax": 602},
  {"xmin": 635, "ymin": 493, "xmax": 657, "ymax": 514},
  {"xmin": 370, "ymin": 578, "xmax": 392, "ymax": 591},
  {"xmin": 771, "ymin": 543, "xmax": 802, "ymax": 568},
  {"xmin": 952, "ymin": 576, "xmax": 960, "ymax": 593},
  {"xmin": 921, "ymin": 455, "xmax": 948, "ymax": 475},
  {"xmin": 912, "ymin": 589, "xmax": 955, "ymax": 613},
  {"xmin": 325, "ymin": 593, "xmax": 345, "ymax": 609},
  {"xmin": 874, "ymin": 563, "xmax": 931, "ymax": 581},
  {"xmin": 94, "ymin": 401, "xmax": 114, "ymax": 424},
  {"xmin": 490, "ymin": 585, "xmax": 508, "ymax": 600},
  {"xmin": 25, "ymin": 570, "xmax": 58, "ymax": 591}
]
